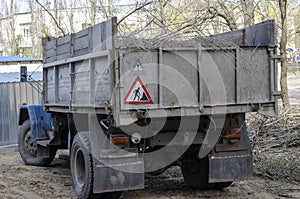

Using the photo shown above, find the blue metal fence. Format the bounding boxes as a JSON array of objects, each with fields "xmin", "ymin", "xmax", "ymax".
[{"xmin": 0, "ymin": 81, "xmax": 42, "ymax": 146}]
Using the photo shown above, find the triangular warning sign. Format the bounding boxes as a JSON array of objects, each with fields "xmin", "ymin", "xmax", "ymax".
[{"xmin": 124, "ymin": 76, "xmax": 153, "ymax": 104}]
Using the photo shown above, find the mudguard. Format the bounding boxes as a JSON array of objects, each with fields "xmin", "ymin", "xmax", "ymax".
[
  {"xmin": 19, "ymin": 105, "xmax": 53, "ymax": 142},
  {"xmin": 208, "ymin": 114, "xmax": 253, "ymax": 182}
]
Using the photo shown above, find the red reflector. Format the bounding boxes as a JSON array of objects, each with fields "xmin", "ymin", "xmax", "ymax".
[{"xmin": 224, "ymin": 128, "xmax": 242, "ymax": 139}]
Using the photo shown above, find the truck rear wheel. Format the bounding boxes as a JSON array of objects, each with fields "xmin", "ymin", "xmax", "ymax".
[
  {"xmin": 18, "ymin": 120, "xmax": 57, "ymax": 166},
  {"xmin": 70, "ymin": 131, "xmax": 122, "ymax": 199},
  {"xmin": 181, "ymin": 156, "xmax": 214, "ymax": 190},
  {"xmin": 213, "ymin": 181, "xmax": 233, "ymax": 190},
  {"xmin": 181, "ymin": 156, "xmax": 232, "ymax": 190}
]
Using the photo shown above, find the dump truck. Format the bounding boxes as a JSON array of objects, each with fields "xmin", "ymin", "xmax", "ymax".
[{"xmin": 18, "ymin": 17, "xmax": 280, "ymax": 199}]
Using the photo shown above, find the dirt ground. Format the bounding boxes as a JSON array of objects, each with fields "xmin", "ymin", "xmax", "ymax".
[
  {"xmin": 288, "ymin": 73, "xmax": 300, "ymax": 105},
  {"xmin": 0, "ymin": 151, "xmax": 299, "ymax": 199}
]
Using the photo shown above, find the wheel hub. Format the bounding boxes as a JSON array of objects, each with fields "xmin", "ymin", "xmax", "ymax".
[
  {"xmin": 74, "ymin": 148, "xmax": 86, "ymax": 188},
  {"xmin": 24, "ymin": 130, "xmax": 37, "ymax": 156}
]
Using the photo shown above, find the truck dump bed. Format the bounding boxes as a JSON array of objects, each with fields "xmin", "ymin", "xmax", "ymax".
[{"xmin": 43, "ymin": 18, "xmax": 279, "ymax": 126}]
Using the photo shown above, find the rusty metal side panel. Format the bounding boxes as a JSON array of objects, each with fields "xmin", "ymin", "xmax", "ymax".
[
  {"xmin": 57, "ymin": 64, "xmax": 70, "ymax": 104},
  {"xmin": 237, "ymin": 48, "xmax": 271, "ymax": 104},
  {"xmin": 201, "ymin": 50, "xmax": 236, "ymax": 106},
  {"xmin": 119, "ymin": 50, "xmax": 159, "ymax": 110},
  {"xmin": 160, "ymin": 50, "xmax": 199, "ymax": 107},
  {"xmin": 117, "ymin": 47, "xmax": 277, "ymax": 115},
  {"xmin": 199, "ymin": 20, "xmax": 276, "ymax": 47},
  {"xmin": 43, "ymin": 18, "xmax": 116, "ymax": 111}
]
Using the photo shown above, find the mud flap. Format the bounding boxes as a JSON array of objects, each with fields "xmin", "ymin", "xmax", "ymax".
[
  {"xmin": 92, "ymin": 149, "xmax": 144, "ymax": 193},
  {"xmin": 88, "ymin": 114, "xmax": 144, "ymax": 193},
  {"xmin": 208, "ymin": 151, "xmax": 253, "ymax": 183},
  {"xmin": 37, "ymin": 144, "xmax": 50, "ymax": 158}
]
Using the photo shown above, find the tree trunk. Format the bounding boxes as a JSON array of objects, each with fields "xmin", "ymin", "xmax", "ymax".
[
  {"xmin": 31, "ymin": 0, "xmax": 37, "ymax": 57},
  {"xmin": 90, "ymin": 0, "xmax": 96, "ymax": 25},
  {"xmin": 9, "ymin": 0, "xmax": 16, "ymax": 55},
  {"xmin": 108, "ymin": 0, "xmax": 113, "ymax": 17},
  {"xmin": 279, "ymin": 0, "xmax": 290, "ymax": 107},
  {"xmin": 68, "ymin": 0, "xmax": 74, "ymax": 33},
  {"xmin": 54, "ymin": 0, "xmax": 58, "ymax": 36},
  {"xmin": 240, "ymin": 0, "xmax": 254, "ymax": 27},
  {"xmin": 159, "ymin": 0, "xmax": 167, "ymax": 34}
]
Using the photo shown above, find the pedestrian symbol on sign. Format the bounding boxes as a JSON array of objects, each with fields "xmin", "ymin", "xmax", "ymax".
[{"xmin": 124, "ymin": 76, "xmax": 153, "ymax": 104}]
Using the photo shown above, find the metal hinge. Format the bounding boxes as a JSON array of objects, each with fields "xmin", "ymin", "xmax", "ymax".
[
  {"xmin": 271, "ymin": 55, "xmax": 282, "ymax": 60},
  {"xmin": 272, "ymin": 91, "xmax": 283, "ymax": 97}
]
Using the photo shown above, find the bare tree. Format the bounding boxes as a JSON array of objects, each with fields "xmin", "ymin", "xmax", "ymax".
[
  {"xmin": 295, "ymin": 5, "xmax": 300, "ymax": 48},
  {"xmin": 240, "ymin": 0, "xmax": 254, "ymax": 27},
  {"xmin": 30, "ymin": 0, "xmax": 39, "ymax": 57},
  {"xmin": 66, "ymin": 0, "xmax": 75, "ymax": 33},
  {"xmin": 108, "ymin": 0, "xmax": 113, "ymax": 17},
  {"xmin": 53, "ymin": 0, "xmax": 59, "ymax": 36},
  {"xmin": 207, "ymin": 0, "xmax": 238, "ymax": 31},
  {"xmin": 90, "ymin": 0, "xmax": 96, "ymax": 25},
  {"xmin": 9, "ymin": 0, "xmax": 16, "ymax": 55},
  {"xmin": 99, "ymin": 0, "xmax": 110, "ymax": 19},
  {"xmin": 279, "ymin": 0, "xmax": 290, "ymax": 107},
  {"xmin": 35, "ymin": 0, "xmax": 66, "ymax": 36}
]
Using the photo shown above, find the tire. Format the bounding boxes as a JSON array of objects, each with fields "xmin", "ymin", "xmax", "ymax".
[
  {"xmin": 181, "ymin": 157, "xmax": 214, "ymax": 190},
  {"xmin": 213, "ymin": 181, "xmax": 233, "ymax": 190},
  {"xmin": 181, "ymin": 156, "xmax": 232, "ymax": 190},
  {"xmin": 70, "ymin": 131, "xmax": 122, "ymax": 199},
  {"xmin": 18, "ymin": 120, "xmax": 57, "ymax": 166}
]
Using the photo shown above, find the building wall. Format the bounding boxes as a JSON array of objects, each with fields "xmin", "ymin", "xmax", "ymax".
[
  {"xmin": 0, "ymin": 0, "xmax": 132, "ymax": 57},
  {"xmin": 0, "ymin": 62, "xmax": 42, "ymax": 73}
]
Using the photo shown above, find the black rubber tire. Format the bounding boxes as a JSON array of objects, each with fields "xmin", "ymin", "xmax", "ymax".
[
  {"xmin": 70, "ymin": 131, "xmax": 122, "ymax": 199},
  {"xmin": 213, "ymin": 181, "xmax": 233, "ymax": 190},
  {"xmin": 18, "ymin": 120, "xmax": 57, "ymax": 166},
  {"xmin": 181, "ymin": 157, "xmax": 214, "ymax": 190},
  {"xmin": 181, "ymin": 156, "xmax": 232, "ymax": 190}
]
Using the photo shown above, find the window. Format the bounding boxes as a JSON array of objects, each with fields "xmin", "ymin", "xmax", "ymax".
[
  {"xmin": 20, "ymin": 23, "xmax": 31, "ymax": 38},
  {"xmin": 15, "ymin": 0, "xmax": 31, "ymax": 13}
]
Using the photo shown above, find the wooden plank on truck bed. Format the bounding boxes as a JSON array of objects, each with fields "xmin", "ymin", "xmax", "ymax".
[
  {"xmin": 74, "ymin": 28, "xmax": 89, "ymax": 39},
  {"xmin": 45, "ymin": 39, "xmax": 56, "ymax": 50},
  {"xmin": 43, "ymin": 18, "xmax": 116, "ymax": 111},
  {"xmin": 92, "ymin": 23, "xmax": 102, "ymax": 51},
  {"xmin": 74, "ymin": 32, "xmax": 90, "ymax": 56},
  {"xmin": 45, "ymin": 48, "xmax": 56, "ymax": 58},
  {"xmin": 74, "ymin": 36, "xmax": 89, "ymax": 51},
  {"xmin": 57, "ymin": 35, "xmax": 71, "ymax": 45},
  {"xmin": 46, "ymin": 56, "xmax": 57, "ymax": 63},
  {"xmin": 57, "ymin": 39, "xmax": 71, "ymax": 55},
  {"xmin": 105, "ymin": 19, "xmax": 113, "ymax": 50},
  {"xmin": 100, "ymin": 22, "xmax": 107, "ymax": 50},
  {"xmin": 56, "ymin": 53, "xmax": 71, "ymax": 61}
]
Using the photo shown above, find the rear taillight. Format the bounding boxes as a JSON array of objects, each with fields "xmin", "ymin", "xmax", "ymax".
[
  {"xmin": 110, "ymin": 133, "xmax": 130, "ymax": 145},
  {"xmin": 224, "ymin": 128, "xmax": 242, "ymax": 139}
]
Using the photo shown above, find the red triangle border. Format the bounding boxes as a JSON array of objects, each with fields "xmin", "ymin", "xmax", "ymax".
[{"xmin": 124, "ymin": 76, "xmax": 153, "ymax": 105}]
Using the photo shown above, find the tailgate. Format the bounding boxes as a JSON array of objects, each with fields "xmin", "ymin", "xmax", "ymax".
[{"xmin": 114, "ymin": 21, "xmax": 279, "ymax": 126}]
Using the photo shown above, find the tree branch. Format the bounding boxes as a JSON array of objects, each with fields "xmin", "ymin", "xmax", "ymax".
[
  {"xmin": 208, "ymin": 7, "xmax": 238, "ymax": 31},
  {"xmin": 35, "ymin": 0, "xmax": 66, "ymax": 36},
  {"xmin": 117, "ymin": 2, "xmax": 153, "ymax": 25}
]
